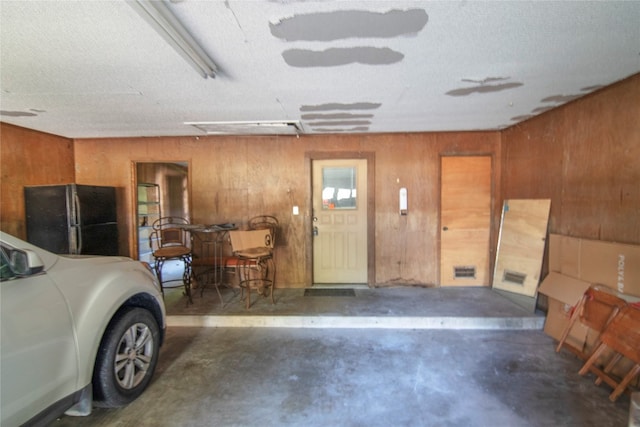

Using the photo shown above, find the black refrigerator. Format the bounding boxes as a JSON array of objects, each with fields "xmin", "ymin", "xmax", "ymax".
[{"xmin": 25, "ymin": 184, "xmax": 119, "ymax": 256}]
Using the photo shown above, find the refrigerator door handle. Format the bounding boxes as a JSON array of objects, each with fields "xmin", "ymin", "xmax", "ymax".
[
  {"xmin": 69, "ymin": 226, "xmax": 80, "ymax": 255},
  {"xmin": 73, "ymin": 192, "xmax": 82, "ymax": 254}
]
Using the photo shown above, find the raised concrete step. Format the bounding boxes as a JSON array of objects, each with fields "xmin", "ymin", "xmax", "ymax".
[
  {"xmin": 167, "ymin": 314, "xmax": 544, "ymax": 329},
  {"xmin": 164, "ymin": 286, "xmax": 545, "ymax": 330}
]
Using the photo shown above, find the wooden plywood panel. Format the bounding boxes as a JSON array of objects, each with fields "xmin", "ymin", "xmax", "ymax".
[{"xmin": 493, "ymin": 199, "xmax": 551, "ymax": 296}]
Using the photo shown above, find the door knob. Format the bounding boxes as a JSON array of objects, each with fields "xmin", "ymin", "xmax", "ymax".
[
  {"xmin": 313, "ymin": 226, "xmax": 319, "ymax": 236},
  {"xmin": 442, "ymin": 226, "xmax": 449, "ymax": 231}
]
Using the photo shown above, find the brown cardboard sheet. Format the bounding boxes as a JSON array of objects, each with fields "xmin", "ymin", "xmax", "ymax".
[
  {"xmin": 548, "ymin": 234, "xmax": 640, "ymax": 297},
  {"xmin": 538, "ymin": 272, "xmax": 591, "ymax": 350}
]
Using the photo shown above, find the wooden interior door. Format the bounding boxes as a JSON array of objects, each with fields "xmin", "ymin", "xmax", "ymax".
[
  {"xmin": 312, "ymin": 159, "xmax": 368, "ymax": 284},
  {"xmin": 440, "ymin": 156, "xmax": 492, "ymax": 286}
]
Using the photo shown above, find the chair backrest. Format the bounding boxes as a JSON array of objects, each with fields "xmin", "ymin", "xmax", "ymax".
[
  {"xmin": 579, "ymin": 285, "xmax": 627, "ymax": 332},
  {"xmin": 248, "ymin": 215, "xmax": 278, "ymax": 244},
  {"xmin": 229, "ymin": 229, "xmax": 273, "ymax": 253},
  {"xmin": 600, "ymin": 305, "xmax": 640, "ymax": 362},
  {"xmin": 150, "ymin": 216, "xmax": 190, "ymax": 250}
]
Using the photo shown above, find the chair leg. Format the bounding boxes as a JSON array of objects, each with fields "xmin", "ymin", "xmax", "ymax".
[
  {"xmin": 182, "ymin": 255, "xmax": 193, "ymax": 305},
  {"xmin": 268, "ymin": 257, "xmax": 275, "ymax": 305},
  {"xmin": 610, "ymin": 364, "xmax": 640, "ymax": 402},
  {"xmin": 234, "ymin": 257, "xmax": 275, "ymax": 309},
  {"xmin": 595, "ymin": 353, "xmax": 624, "ymax": 385},
  {"xmin": 579, "ymin": 343, "xmax": 608, "ymax": 376},
  {"xmin": 214, "ymin": 282, "xmax": 225, "ymax": 308},
  {"xmin": 154, "ymin": 258, "xmax": 165, "ymax": 296},
  {"xmin": 556, "ymin": 295, "xmax": 586, "ymax": 352},
  {"xmin": 236, "ymin": 260, "xmax": 252, "ymax": 309}
]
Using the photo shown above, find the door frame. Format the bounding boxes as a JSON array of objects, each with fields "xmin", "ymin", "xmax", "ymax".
[
  {"xmin": 131, "ymin": 161, "xmax": 192, "ymax": 261},
  {"xmin": 305, "ymin": 151, "xmax": 375, "ymax": 287},
  {"xmin": 438, "ymin": 152, "xmax": 498, "ymax": 286}
]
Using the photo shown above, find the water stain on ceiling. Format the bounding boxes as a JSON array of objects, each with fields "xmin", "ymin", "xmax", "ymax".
[
  {"xmin": 311, "ymin": 126, "xmax": 371, "ymax": 133},
  {"xmin": 531, "ymin": 106, "xmax": 555, "ymax": 114},
  {"xmin": 301, "ymin": 113, "xmax": 375, "ymax": 120},
  {"xmin": 300, "ymin": 102, "xmax": 382, "ymax": 112},
  {"xmin": 283, "ymin": 46, "xmax": 404, "ymax": 67},
  {"xmin": 0, "ymin": 110, "xmax": 38, "ymax": 117},
  {"xmin": 541, "ymin": 94, "xmax": 582, "ymax": 104},
  {"xmin": 580, "ymin": 85, "xmax": 604, "ymax": 92},
  {"xmin": 270, "ymin": 9, "xmax": 428, "ymax": 41},
  {"xmin": 306, "ymin": 120, "xmax": 372, "ymax": 127},
  {"xmin": 300, "ymin": 102, "xmax": 382, "ymax": 133},
  {"xmin": 446, "ymin": 82, "xmax": 524, "ymax": 97},
  {"xmin": 510, "ymin": 114, "xmax": 534, "ymax": 122}
]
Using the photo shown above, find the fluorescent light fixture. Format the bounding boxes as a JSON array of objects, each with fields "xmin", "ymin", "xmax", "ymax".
[
  {"xmin": 128, "ymin": 0, "xmax": 218, "ymax": 78},
  {"xmin": 185, "ymin": 121, "xmax": 303, "ymax": 135}
]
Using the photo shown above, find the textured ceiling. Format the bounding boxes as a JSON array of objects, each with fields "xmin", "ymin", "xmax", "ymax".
[{"xmin": 1, "ymin": 1, "xmax": 639, "ymax": 139}]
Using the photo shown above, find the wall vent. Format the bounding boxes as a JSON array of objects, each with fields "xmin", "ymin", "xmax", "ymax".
[
  {"xmin": 454, "ymin": 266, "xmax": 476, "ymax": 279},
  {"xmin": 503, "ymin": 270, "xmax": 527, "ymax": 285}
]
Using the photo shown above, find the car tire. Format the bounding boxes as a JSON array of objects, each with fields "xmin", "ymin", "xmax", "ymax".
[{"xmin": 92, "ymin": 307, "xmax": 160, "ymax": 408}]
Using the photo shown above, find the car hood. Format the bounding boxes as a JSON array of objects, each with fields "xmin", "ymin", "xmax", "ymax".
[
  {"xmin": 49, "ymin": 255, "xmax": 159, "ymax": 290},
  {"xmin": 58, "ymin": 254, "xmax": 134, "ymax": 263}
]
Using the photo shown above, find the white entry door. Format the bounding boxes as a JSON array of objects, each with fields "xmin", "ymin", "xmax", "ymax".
[{"xmin": 312, "ymin": 159, "xmax": 368, "ymax": 284}]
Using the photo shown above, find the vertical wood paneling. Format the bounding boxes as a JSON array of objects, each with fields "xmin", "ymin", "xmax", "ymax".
[
  {"xmin": 502, "ymin": 73, "xmax": 640, "ymax": 245},
  {"xmin": 70, "ymin": 132, "xmax": 500, "ymax": 287},
  {"xmin": 0, "ymin": 123, "xmax": 75, "ymax": 237}
]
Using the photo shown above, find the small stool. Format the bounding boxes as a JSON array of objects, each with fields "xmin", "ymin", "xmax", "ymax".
[{"xmin": 228, "ymin": 229, "xmax": 275, "ymax": 309}]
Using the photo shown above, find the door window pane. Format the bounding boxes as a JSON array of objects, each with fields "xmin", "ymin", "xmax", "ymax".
[{"xmin": 322, "ymin": 167, "xmax": 357, "ymax": 209}]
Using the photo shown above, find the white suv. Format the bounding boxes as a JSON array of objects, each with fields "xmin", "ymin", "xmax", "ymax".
[{"xmin": 0, "ymin": 231, "xmax": 166, "ymax": 426}]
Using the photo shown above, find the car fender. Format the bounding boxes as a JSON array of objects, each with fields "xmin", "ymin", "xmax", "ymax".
[{"xmin": 47, "ymin": 258, "xmax": 165, "ymax": 388}]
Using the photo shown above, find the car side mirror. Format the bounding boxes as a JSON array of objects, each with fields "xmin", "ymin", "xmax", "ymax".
[{"xmin": 10, "ymin": 249, "xmax": 45, "ymax": 276}]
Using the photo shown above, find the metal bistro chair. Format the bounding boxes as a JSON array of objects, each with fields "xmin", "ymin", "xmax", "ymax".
[
  {"xmin": 150, "ymin": 217, "xmax": 193, "ymax": 304},
  {"xmin": 247, "ymin": 215, "xmax": 278, "ymax": 291},
  {"xmin": 228, "ymin": 226, "xmax": 275, "ymax": 309},
  {"xmin": 248, "ymin": 215, "xmax": 279, "ymax": 237}
]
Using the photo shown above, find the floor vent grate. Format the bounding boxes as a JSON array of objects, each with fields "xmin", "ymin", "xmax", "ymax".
[
  {"xmin": 454, "ymin": 266, "xmax": 476, "ymax": 279},
  {"xmin": 503, "ymin": 270, "xmax": 527, "ymax": 285}
]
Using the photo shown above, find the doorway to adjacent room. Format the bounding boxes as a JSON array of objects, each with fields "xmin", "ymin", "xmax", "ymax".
[{"xmin": 134, "ymin": 162, "xmax": 190, "ymax": 263}]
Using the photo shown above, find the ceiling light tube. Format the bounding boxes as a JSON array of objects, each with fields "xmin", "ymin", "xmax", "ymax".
[{"xmin": 128, "ymin": 0, "xmax": 218, "ymax": 78}]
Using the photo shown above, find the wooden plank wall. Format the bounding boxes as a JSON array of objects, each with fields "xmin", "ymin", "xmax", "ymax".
[
  {"xmin": 501, "ymin": 73, "xmax": 640, "ymax": 246},
  {"xmin": 0, "ymin": 123, "xmax": 75, "ymax": 237},
  {"xmin": 73, "ymin": 132, "xmax": 500, "ymax": 287}
]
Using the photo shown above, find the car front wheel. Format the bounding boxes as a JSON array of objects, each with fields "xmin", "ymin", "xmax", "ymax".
[{"xmin": 92, "ymin": 307, "xmax": 160, "ymax": 408}]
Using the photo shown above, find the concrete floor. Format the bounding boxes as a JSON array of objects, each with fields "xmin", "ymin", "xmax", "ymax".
[{"xmin": 53, "ymin": 269, "xmax": 632, "ymax": 427}]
